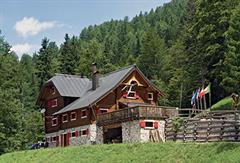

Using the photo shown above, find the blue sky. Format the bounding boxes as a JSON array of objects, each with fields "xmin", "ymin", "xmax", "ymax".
[{"xmin": 0, "ymin": 0, "xmax": 171, "ymax": 58}]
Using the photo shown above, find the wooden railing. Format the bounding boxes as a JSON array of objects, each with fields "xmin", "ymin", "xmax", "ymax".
[
  {"xmin": 97, "ymin": 106, "xmax": 178, "ymax": 126},
  {"xmin": 177, "ymin": 108, "xmax": 203, "ymax": 118}
]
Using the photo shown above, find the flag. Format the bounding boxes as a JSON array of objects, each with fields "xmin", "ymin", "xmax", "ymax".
[
  {"xmin": 191, "ymin": 91, "xmax": 196, "ymax": 105},
  {"xmin": 196, "ymin": 88, "xmax": 201, "ymax": 100},
  {"xmin": 199, "ymin": 87, "xmax": 205, "ymax": 99},
  {"xmin": 204, "ymin": 84, "xmax": 210, "ymax": 94}
]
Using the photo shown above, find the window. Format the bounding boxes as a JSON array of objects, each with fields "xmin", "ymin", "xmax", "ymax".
[
  {"xmin": 62, "ymin": 114, "xmax": 68, "ymax": 123},
  {"xmin": 47, "ymin": 99, "xmax": 58, "ymax": 108},
  {"xmin": 81, "ymin": 110, "xmax": 87, "ymax": 118},
  {"xmin": 81, "ymin": 129, "xmax": 88, "ymax": 136},
  {"xmin": 52, "ymin": 136, "xmax": 57, "ymax": 142},
  {"xmin": 50, "ymin": 87, "xmax": 56, "ymax": 95},
  {"xmin": 99, "ymin": 108, "xmax": 108, "ymax": 114},
  {"xmin": 52, "ymin": 99, "xmax": 58, "ymax": 107},
  {"xmin": 72, "ymin": 131, "xmax": 76, "ymax": 137},
  {"xmin": 139, "ymin": 120, "xmax": 158, "ymax": 129},
  {"xmin": 52, "ymin": 118, "xmax": 58, "ymax": 126},
  {"xmin": 122, "ymin": 80, "xmax": 139, "ymax": 99},
  {"xmin": 148, "ymin": 93, "xmax": 153, "ymax": 101},
  {"xmin": 146, "ymin": 121, "xmax": 154, "ymax": 128},
  {"xmin": 71, "ymin": 112, "xmax": 77, "ymax": 121}
]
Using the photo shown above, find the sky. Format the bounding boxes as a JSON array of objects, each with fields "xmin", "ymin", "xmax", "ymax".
[{"xmin": 0, "ymin": 0, "xmax": 171, "ymax": 58}]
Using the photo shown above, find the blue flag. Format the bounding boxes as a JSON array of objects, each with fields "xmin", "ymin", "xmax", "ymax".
[{"xmin": 191, "ymin": 91, "xmax": 196, "ymax": 105}]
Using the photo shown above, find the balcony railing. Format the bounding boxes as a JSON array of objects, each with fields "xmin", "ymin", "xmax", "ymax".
[{"xmin": 96, "ymin": 105, "xmax": 178, "ymax": 126}]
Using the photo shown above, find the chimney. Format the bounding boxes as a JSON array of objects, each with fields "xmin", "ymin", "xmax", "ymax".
[{"xmin": 92, "ymin": 63, "xmax": 99, "ymax": 90}]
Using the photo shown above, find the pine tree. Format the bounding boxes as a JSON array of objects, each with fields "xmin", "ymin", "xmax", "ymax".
[
  {"xmin": 35, "ymin": 38, "xmax": 59, "ymax": 87},
  {"xmin": 59, "ymin": 34, "xmax": 80, "ymax": 74},
  {"xmin": 137, "ymin": 28, "xmax": 166, "ymax": 79},
  {"xmin": 221, "ymin": 4, "xmax": 240, "ymax": 94}
]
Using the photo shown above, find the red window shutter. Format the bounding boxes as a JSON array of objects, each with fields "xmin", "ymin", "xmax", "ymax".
[
  {"xmin": 123, "ymin": 92, "xmax": 128, "ymax": 98},
  {"xmin": 68, "ymin": 132, "xmax": 71, "ymax": 138},
  {"xmin": 139, "ymin": 121, "xmax": 146, "ymax": 128},
  {"xmin": 154, "ymin": 121, "xmax": 158, "ymax": 129},
  {"xmin": 145, "ymin": 93, "xmax": 148, "ymax": 100},
  {"xmin": 135, "ymin": 92, "xmax": 140, "ymax": 99},
  {"xmin": 96, "ymin": 108, "xmax": 100, "ymax": 114},
  {"xmin": 47, "ymin": 100, "xmax": 52, "ymax": 108},
  {"xmin": 75, "ymin": 130, "xmax": 79, "ymax": 137}
]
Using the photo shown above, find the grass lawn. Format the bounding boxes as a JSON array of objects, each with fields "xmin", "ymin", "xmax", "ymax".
[
  {"xmin": 210, "ymin": 96, "xmax": 233, "ymax": 110},
  {"xmin": 1, "ymin": 142, "xmax": 240, "ymax": 163}
]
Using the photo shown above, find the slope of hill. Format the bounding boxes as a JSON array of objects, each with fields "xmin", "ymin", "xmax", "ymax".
[
  {"xmin": 211, "ymin": 97, "xmax": 233, "ymax": 110},
  {"xmin": 1, "ymin": 142, "xmax": 240, "ymax": 163}
]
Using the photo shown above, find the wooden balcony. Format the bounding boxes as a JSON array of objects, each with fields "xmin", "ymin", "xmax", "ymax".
[{"xmin": 96, "ymin": 105, "xmax": 178, "ymax": 126}]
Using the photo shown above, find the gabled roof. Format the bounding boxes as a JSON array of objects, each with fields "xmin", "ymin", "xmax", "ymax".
[
  {"xmin": 36, "ymin": 74, "xmax": 91, "ymax": 106},
  {"xmin": 48, "ymin": 74, "xmax": 91, "ymax": 97},
  {"xmin": 54, "ymin": 65, "xmax": 136, "ymax": 115}
]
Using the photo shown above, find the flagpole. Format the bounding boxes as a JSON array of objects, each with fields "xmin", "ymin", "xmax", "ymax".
[
  {"xmin": 197, "ymin": 98, "xmax": 200, "ymax": 110},
  {"xmin": 203, "ymin": 95, "xmax": 207, "ymax": 110},
  {"xmin": 209, "ymin": 86, "xmax": 211, "ymax": 109},
  {"xmin": 200, "ymin": 98, "xmax": 203, "ymax": 110}
]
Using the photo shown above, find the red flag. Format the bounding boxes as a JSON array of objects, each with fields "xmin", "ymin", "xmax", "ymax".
[{"xmin": 199, "ymin": 87, "xmax": 205, "ymax": 99}]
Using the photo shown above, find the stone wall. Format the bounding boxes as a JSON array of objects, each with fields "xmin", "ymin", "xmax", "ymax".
[
  {"xmin": 122, "ymin": 120, "xmax": 166, "ymax": 143},
  {"xmin": 46, "ymin": 120, "xmax": 166, "ymax": 147},
  {"xmin": 70, "ymin": 124, "xmax": 96, "ymax": 146},
  {"xmin": 104, "ymin": 120, "xmax": 165, "ymax": 144},
  {"xmin": 122, "ymin": 121, "xmax": 141, "ymax": 143},
  {"xmin": 96, "ymin": 126, "xmax": 103, "ymax": 144},
  {"xmin": 45, "ymin": 132, "xmax": 58, "ymax": 148}
]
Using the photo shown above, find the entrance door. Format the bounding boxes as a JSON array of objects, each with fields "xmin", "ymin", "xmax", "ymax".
[
  {"xmin": 63, "ymin": 134, "xmax": 68, "ymax": 146},
  {"xmin": 103, "ymin": 127, "xmax": 122, "ymax": 144}
]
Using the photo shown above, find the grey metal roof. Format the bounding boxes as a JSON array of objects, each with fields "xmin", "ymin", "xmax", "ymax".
[
  {"xmin": 48, "ymin": 74, "xmax": 91, "ymax": 98},
  {"xmin": 54, "ymin": 65, "xmax": 136, "ymax": 115}
]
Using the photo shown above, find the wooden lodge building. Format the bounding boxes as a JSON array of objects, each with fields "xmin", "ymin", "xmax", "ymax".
[{"xmin": 37, "ymin": 64, "xmax": 177, "ymax": 147}]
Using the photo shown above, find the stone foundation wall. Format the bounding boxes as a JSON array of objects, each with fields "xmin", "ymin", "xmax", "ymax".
[
  {"xmin": 46, "ymin": 120, "xmax": 166, "ymax": 147},
  {"xmin": 96, "ymin": 126, "xmax": 103, "ymax": 144},
  {"xmin": 45, "ymin": 132, "xmax": 58, "ymax": 148},
  {"xmin": 70, "ymin": 124, "xmax": 97, "ymax": 146},
  {"xmin": 122, "ymin": 121, "xmax": 141, "ymax": 143},
  {"xmin": 122, "ymin": 120, "xmax": 165, "ymax": 143}
]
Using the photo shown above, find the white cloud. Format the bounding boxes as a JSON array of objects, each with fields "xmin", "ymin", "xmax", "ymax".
[
  {"xmin": 11, "ymin": 43, "xmax": 38, "ymax": 58},
  {"xmin": 14, "ymin": 17, "xmax": 57, "ymax": 37}
]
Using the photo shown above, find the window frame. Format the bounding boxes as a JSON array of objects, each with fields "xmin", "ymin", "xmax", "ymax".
[
  {"xmin": 52, "ymin": 136, "xmax": 57, "ymax": 142},
  {"xmin": 62, "ymin": 114, "xmax": 68, "ymax": 123},
  {"xmin": 71, "ymin": 131, "xmax": 76, "ymax": 137},
  {"xmin": 144, "ymin": 120, "xmax": 155, "ymax": 130},
  {"xmin": 81, "ymin": 109, "xmax": 87, "ymax": 119},
  {"xmin": 51, "ymin": 87, "xmax": 56, "ymax": 95},
  {"xmin": 52, "ymin": 99, "xmax": 58, "ymax": 107},
  {"xmin": 148, "ymin": 93, "xmax": 154, "ymax": 101},
  {"xmin": 52, "ymin": 118, "xmax": 58, "ymax": 126},
  {"xmin": 99, "ymin": 108, "xmax": 108, "ymax": 114},
  {"xmin": 81, "ymin": 129, "xmax": 88, "ymax": 136},
  {"xmin": 70, "ymin": 112, "xmax": 77, "ymax": 121}
]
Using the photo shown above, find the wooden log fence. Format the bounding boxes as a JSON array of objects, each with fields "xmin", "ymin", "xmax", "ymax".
[{"xmin": 165, "ymin": 118, "xmax": 240, "ymax": 142}]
